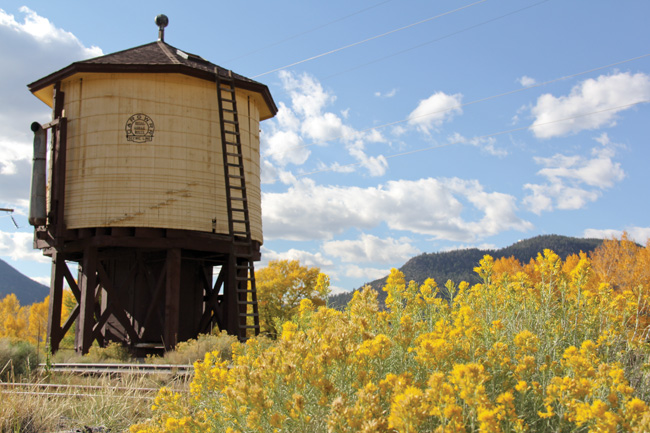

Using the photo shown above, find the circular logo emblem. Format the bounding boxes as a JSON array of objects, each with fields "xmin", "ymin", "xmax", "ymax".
[{"xmin": 125, "ymin": 114, "xmax": 155, "ymax": 143}]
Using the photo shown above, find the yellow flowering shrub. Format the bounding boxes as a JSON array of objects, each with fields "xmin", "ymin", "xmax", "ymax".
[{"xmin": 132, "ymin": 238, "xmax": 650, "ymax": 432}]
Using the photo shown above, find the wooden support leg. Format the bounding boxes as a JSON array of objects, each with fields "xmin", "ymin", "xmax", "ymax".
[
  {"xmin": 47, "ymin": 251, "xmax": 64, "ymax": 353},
  {"xmin": 77, "ymin": 246, "xmax": 98, "ymax": 354},
  {"xmin": 164, "ymin": 248, "xmax": 181, "ymax": 350},
  {"xmin": 221, "ymin": 255, "xmax": 240, "ymax": 338}
]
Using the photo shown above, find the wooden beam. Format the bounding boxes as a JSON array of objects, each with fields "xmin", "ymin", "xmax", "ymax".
[
  {"xmin": 46, "ymin": 251, "xmax": 64, "ymax": 353},
  {"xmin": 96, "ymin": 261, "xmax": 140, "ymax": 344},
  {"xmin": 164, "ymin": 248, "xmax": 181, "ymax": 350},
  {"xmin": 77, "ymin": 246, "xmax": 97, "ymax": 354}
]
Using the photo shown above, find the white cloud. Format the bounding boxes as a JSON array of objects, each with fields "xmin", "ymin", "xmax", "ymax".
[
  {"xmin": 343, "ymin": 264, "xmax": 390, "ymax": 281},
  {"xmin": 408, "ymin": 92, "xmax": 463, "ymax": 134},
  {"xmin": 523, "ymin": 133, "xmax": 625, "ymax": 214},
  {"xmin": 440, "ymin": 243, "xmax": 497, "ymax": 252},
  {"xmin": 0, "ymin": 230, "xmax": 48, "ymax": 263},
  {"xmin": 583, "ymin": 227, "xmax": 650, "ymax": 244},
  {"xmin": 530, "ymin": 72, "xmax": 650, "ymax": 139},
  {"xmin": 259, "ymin": 246, "xmax": 334, "ymax": 270},
  {"xmin": 518, "ymin": 76, "xmax": 536, "ymax": 87},
  {"xmin": 328, "ymin": 284, "xmax": 351, "ymax": 295},
  {"xmin": 323, "ymin": 234, "xmax": 420, "ymax": 264},
  {"xmin": 31, "ymin": 276, "xmax": 50, "ymax": 286},
  {"xmin": 264, "ymin": 130, "xmax": 310, "ymax": 166},
  {"xmin": 263, "ymin": 177, "xmax": 531, "ymax": 242},
  {"xmin": 448, "ymin": 132, "xmax": 507, "ymax": 157},
  {"xmin": 0, "ymin": 7, "xmax": 103, "ymax": 207},
  {"xmin": 261, "ymin": 71, "xmax": 388, "ymax": 177},
  {"xmin": 279, "ymin": 70, "xmax": 334, "ymax": 118},
  {"xmin": 375, "ymin": 89, "xmax": 397, "ymax": 98}
]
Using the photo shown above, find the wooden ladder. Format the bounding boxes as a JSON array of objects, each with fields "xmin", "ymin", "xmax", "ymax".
[{"xmin": 216, "ymin": 69, "xmax": 260, "ymax": 339}]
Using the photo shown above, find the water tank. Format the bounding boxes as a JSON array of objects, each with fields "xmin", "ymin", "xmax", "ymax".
[{"xmin": 28, "ymin": 39, "xmax": 276, "ymax": 244}]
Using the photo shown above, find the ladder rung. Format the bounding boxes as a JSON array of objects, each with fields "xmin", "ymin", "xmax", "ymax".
[
  {"xmin": 219, "ymin": 87, "xmax": 235, "ymax": 93},
  {"xmin": 235, "ymin": 266, "xmax": 253, "ymax": 274},
  {"xmin": 223, "ymin": 120, "xmax": 238, "ymax": 125},
  {"xmin": 224, "ymin": 130, "xmax": 239, "ymax": 135}
]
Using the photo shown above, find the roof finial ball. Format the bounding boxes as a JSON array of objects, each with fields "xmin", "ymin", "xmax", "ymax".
[{"xmin": 155, "ymin": 14, "xmax": 169, "ymax": 42}]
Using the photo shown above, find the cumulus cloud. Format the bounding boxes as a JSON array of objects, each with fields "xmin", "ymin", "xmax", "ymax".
[
  {"xmin": 583, "ymin": 227, "xmax": 650, "ymax": 244},
  {"xmin": 261, "ymin": 71, "xmax": 388, "ymax": 177},
  {"xmin": 323, "ymin": 234, "xmax": 420, "ymax": 264},
  {"xmin": 530, "ymin": 72, "xmax": 650, "ymax": 139},
  {"xmin": 447, "ymin": 132, "xmax": 507, "ymax": 157},
  {"xmin": 408, "ymin": 91, "xmax": 463, "ymax": 134},
  {"xmin": 518, "ymin": 76, "xmax": 536, "ymax": 87},
  {"xmin": 0, "ymin": 230, "xmax": 48, "ymax": 263},
  {"xmin": 523, "ymin": 133, "xmax": 625, "ymax": 214},
  {"xmin": 263, "ymin": 130, "xmax": 309, "ymax": 166},
  {"xmin": 0, "ymin": 7, "xmax": 103, "ymax": 208},
  {"xmin": 343, "ymin": 264, "xmax": 390, "ymax": 281},
  {"xmin": 259, "ymin": 246, "xmax": 334, "ymax": 270},
  {"xmin": 263, "ymin": 177, "xmax": 531, "ymax": 242}
]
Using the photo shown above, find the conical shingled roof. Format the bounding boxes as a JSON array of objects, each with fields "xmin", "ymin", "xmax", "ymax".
[{"xmin": 28, "ymin": 40, "xmax": 277, "ymax": 119}]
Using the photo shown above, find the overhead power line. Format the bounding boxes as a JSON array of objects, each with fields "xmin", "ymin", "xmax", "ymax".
[
  {"xmin": 226, "ymin": 0, "xmax": 395, "ymax": 64},
  {"xmin": 262, "ymin": 52, "xmax": 650, "ymax": 158},
  {"xmin": 291, "ymin": 100, "xmax": 650, "ymax": 179},
  {"xmin": 323, "ymin": 0, "xmax": 552, "ymax": 80},
  {"xmin": 251, "ymin": 0, "xmax": 488, "ymax": 79}
]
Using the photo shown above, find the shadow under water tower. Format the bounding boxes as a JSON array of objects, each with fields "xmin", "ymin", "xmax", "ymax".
[{"xmin": 27, "ymin": 15, "xmax": 277, "ymax": 354}]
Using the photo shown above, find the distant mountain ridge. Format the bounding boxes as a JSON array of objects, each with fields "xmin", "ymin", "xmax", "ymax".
[
  {"xmin": 329, "ymin": 234, "xmax": 604, "ymax": 309},
  {"xmin": 0, "ymin": 259, "xmax": 49, "ymax": 305}
]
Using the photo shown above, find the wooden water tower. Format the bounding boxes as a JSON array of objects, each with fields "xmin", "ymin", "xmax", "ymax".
[{"xmin": 27, "ymin": 15, "xmax": 277, "ymax": 354}]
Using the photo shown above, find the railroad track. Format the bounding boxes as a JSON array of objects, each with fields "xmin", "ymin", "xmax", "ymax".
[
  {"xmin": 38, "ymin": 362, "xmax": 194, "ymax": 376},
  {"xmin": 0, "ymin": 382, "xmax": 168, "ymax": 399}
]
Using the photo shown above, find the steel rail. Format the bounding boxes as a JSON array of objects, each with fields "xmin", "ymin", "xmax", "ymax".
[{"xmin": 39, "ymin": 363, "xmax": 194, "ymax": 376}]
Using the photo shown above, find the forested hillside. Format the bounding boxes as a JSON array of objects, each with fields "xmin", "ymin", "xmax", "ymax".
[{"xmin": 329, "ymin": 234, "xmax": 603, "ymax": 308}]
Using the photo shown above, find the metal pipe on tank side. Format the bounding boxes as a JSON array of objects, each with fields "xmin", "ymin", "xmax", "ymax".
[{"xmin": 29, "ymin": 122, "xmax": 47, "ymax": 226}]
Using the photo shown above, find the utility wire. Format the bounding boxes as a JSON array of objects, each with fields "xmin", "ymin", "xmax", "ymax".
[
  {"xmin": 251, "ymin": 0, "xmax": 488, "ymax": 79},
  {"xmin": 290, "ymin": 100, "xmax": 650, "ymax": 179},
  {"xmin": 226, "ymin": 0, "xmax": 395, "ymax": 64},
  {"xmin": 323, "ymin": 0, "xmax": 551, "ymax": 80},
  {"xmin": 262, "ymin": 52, "xmax": 650, "ymax": 158}
]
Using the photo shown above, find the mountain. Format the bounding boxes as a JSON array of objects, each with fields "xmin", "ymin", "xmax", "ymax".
[
  {"xmin": 329, "ymin": 234, "xmax": 604, "ymax": 309},
  {"xmin": 0, "ymin": 259, "xmax": 49, "ymax": 305}
]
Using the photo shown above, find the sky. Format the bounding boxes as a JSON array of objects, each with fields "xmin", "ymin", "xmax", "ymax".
[{"xmin": 1, "ymin": 0, "xmax": 649, "ymax": 295}]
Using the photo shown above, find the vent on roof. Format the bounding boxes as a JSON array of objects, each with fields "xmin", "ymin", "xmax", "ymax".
[
  {"xmin": 155, "ymin": 14, "xmax": 169, "ymax": 42},
  {"xmin": 176, "ymin": 49, "xmax": 189, "ymax": 60}
]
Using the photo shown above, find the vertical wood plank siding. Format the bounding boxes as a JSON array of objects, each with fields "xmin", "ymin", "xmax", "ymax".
[{"xmin": 60, "ymin": 73, "xmax": 263, "ymax": 243}]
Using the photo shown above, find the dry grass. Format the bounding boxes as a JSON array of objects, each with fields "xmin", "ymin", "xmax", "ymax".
[
  {"xmin": 0, "ymin": 333, "xmax": 233, "ymax": 431},
  {"xmin": 0, "ymin": 372, "xmax": 189, "ymax": 432}
]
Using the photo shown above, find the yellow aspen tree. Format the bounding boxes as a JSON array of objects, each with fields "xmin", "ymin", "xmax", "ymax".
[
  {"xmin": 0, "ymin": 294, "xmax": 25, "ymax": 339},
  {"xmin": 27, "ymin": 296, "xmax": 49, "ymax": 346},
  {"xmin": 256, "ymin": 259, "xmax": 329, "ymax": 338}
]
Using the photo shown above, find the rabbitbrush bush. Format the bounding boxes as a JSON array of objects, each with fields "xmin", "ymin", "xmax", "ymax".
[{"xmin": 131, "ymin": 239, "xmax": 650, "ymax": 432}]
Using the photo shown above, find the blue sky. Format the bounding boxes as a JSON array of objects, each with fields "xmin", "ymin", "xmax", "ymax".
[{"xmin": 1, "ymin": 1, "xmax": 649, "ymax": 295}]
